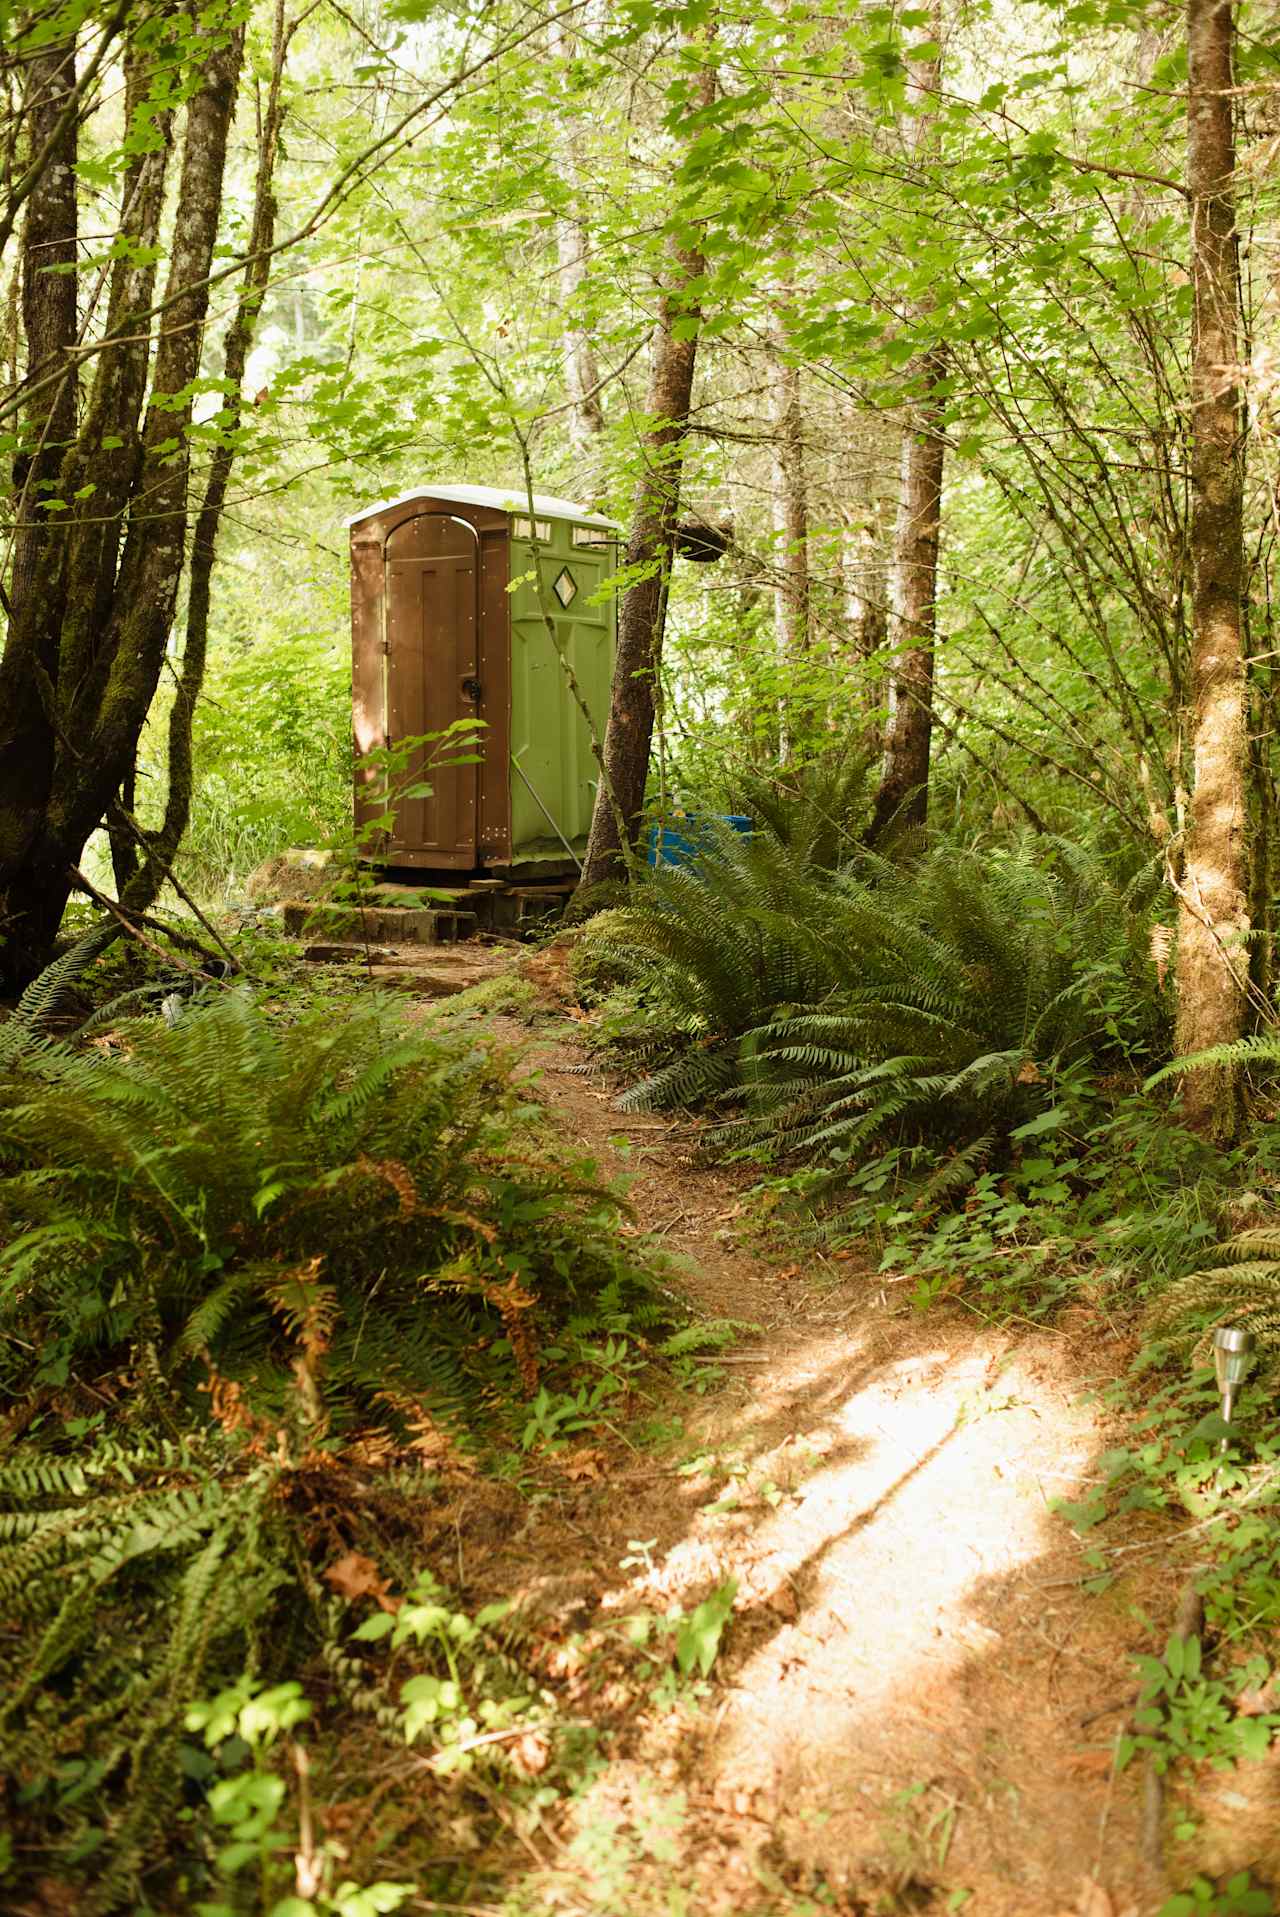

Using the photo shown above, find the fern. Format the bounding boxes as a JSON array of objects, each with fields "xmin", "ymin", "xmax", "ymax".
[
  {"xmin": 0, "ymin": 988, "xmax": 679, "ymax": 1909},
  {"xmin": 584, "ymin": 830, "xmax": 1166, "ymax": 1159},
  {"xmin": 727, "ymin": 751, "xmax": 873, "ymax": 870},
  {"xmin": 1145, "ymin": 1228, "xmax": 1280, "ymax": 1377},
  {"xmin": 0, "ymin": 919, "xmax": 118, "ymax": 1063},
  {"xmin": 917, "ymin": 1134, "xmax": 996, "ymax": 1205},
  {"xmin": 1145, "ymin": 1031, "xmax": 1280, "ymax": 1090},
  {"xmin": 0, "ymin": 990, "xmax": 667, "ymax": 1435},
  {"xmin": 0, "ymin": 1426, "xmax": 286, "ymax": 1908}
]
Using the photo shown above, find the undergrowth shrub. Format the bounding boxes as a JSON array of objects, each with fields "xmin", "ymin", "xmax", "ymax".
[
  {"xmin": 1136, "ymin": 1033, "xmax": 1280, "ymax": 1375},
  {"xmin": 0, "ymin": 1433, "xmax": 292, "ymax": 1909},
  {"xmin": 738, "ymin": 1058, "xmax": 1235, "ymax": 1322},
  {"xmin": 723, "ymin": 750, "xmax": 872, "ymax": 870},
  {"xmin": 582, "ymin": 827, "xmax": 1166, "ymax": 1161},
  {"xmin": 0, "ymin": 989, "xmax": 663, "ymax": 1428},
  {"xmin": 179, "ymin": 624, "xmax": 350, "ymax": 901},
  {"xmin": 1144, "ymin": 1228, "xmax": 1280, "ymax": 1382},
  {"xmin": 0, "ymin": 988, "xmax": 678, "ymax": 1910},
  {"xmin": 0, "ymin": 1411, "xmax": 561, "ymax": 1912}
]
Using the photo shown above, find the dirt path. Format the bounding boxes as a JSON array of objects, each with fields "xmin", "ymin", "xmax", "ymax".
[{"xmin": 420, "ymin": 969, "xmax": 1157, "ymax": 1914}]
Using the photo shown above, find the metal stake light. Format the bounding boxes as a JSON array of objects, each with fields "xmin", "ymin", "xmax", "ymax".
[{"xmin": 1213, "ymin": 1326, "xmax": 1256, "ymax": 1453}]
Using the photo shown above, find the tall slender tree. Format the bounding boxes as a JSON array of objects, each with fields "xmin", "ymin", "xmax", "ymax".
[
  {"xmin": 868, "ymin": 5, "xmax": 945, "ymax": 843},
  {"xmin": 128, "ymin": 0, "xmax": 293, "ymax": 910},
  {"xmin": 770, "ymin": 320, "xmax": 809, "ymax": 665},
  {"xmin": 578, "ymin": 28, "xmax": 716, "ymax": 891},
  {"xmin": 1174, "ymin": 0, "xmax": 1249, "ymax": 1132},
  {"xmin": 549, "ymin": 16, "xmax": 605, "ymax": 498}
]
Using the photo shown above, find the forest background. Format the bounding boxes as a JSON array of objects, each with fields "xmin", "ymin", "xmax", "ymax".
[
  {"xmin": 6, "ymin": 0, "xmax": 1279, "ymax": 1064},
  {"xmin": 7, "ymin": 0, "xmax": 1280, "ymax": 1911}
]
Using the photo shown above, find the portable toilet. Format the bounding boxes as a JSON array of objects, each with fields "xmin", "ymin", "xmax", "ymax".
[{"xmin": 348, "ymin": 484, "xmax": 619, "ymax": 874}]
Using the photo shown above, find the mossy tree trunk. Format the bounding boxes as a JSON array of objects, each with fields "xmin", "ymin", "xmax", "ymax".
[
  {"xmin": 130, "ymin": 0, "xmax": 290, "ymax": 912},
  {"xmin": 1175, "ymin": 0, "xmax": 1249, "ymax": 1135},
  {"xmin": 0, "ymin": 6, "xmax": 245, "ymax": 990}
]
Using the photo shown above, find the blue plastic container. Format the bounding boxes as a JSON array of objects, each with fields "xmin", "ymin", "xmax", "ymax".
[{"xmin": 646, "ymin": 814, "xmax": 753, "ymax": 868}]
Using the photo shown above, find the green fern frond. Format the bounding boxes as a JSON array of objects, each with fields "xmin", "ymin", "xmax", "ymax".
[
  {"xmin": 1220, "ymin": 1228, "xmax": 1280, "ymax": 1263},
  {"xmin": 918, "ymin": 1135, "xmax": 996, "ymax": 1203},
  {"xmin": 0, "ymin": 990, "xmax": 669, "ymax": 1431},
  {"xmin": 0, "ymin": 920, "xmax": 117, "ymax": 1063},
  {"xmin": 584, "ymin": 829, "xmax": 1167, "ymax": 1162},
  {"xmin": 1142, "ymin": 1225, "xmax": 1280, "ymax": 1382},
  {"xmin": 1145, "ymin": 1032, "xmax": 1280, "ymax": 1090}
]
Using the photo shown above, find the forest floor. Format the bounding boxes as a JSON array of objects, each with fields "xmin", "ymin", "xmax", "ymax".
[{"xmin": 360, "ymin": 938, "xmax": 1210, "ymax": 1917}]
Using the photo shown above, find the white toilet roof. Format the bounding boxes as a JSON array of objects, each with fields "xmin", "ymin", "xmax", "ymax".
[{"xmin": 346, "ymin": 483, "xmax": 620, "ymax": 531}]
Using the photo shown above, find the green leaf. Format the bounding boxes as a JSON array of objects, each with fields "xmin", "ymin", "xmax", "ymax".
[
  {"xmin": 328, "ymin": 1886, "xmax": 417, "ymax": 1917},
  {"xmin": 1051, "ymin": 1493, "xmax": 1106, "ymax": 1532},
  {"xmin": 329, "ymin": 1886, "xmax": 415, "ymax": 1917},
  {"xmin": 674, "ymin": 1575, "xmax": 737, "ymax": 1677},
  {"xmin": 1134, "ymin": 1654, "xmax": 1168, "ymax": 1692},
  {"xmin": 351, "ymin": 1611, "xmax": 396, "ymax": 1642},
  {"xmin": 1010, "ymin": 1107, "xmax": 1068, "ymax": 1140}
]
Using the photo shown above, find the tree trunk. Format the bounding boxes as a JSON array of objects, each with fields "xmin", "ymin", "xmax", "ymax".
[
  {"xmin": 124, "ymin": 0, "xmax": 289, "ymax": 916},
  {"xmin": 770, "ymin": 319, "xmax": 808, "ymax": 756},
  {"xmin": 549, "ymin": 19, "xmax": 605, "ymax": 497},
  {"xmin": 868, "ymin": 13, "xmax": 945, "ymax": 845},
  {"xmin": 1175, "ymin": 0, "xmax": 1248, "ymax": 1134},
  {"xmin": 558, "ymin": 216, "xmax": 605, "ymax": 458},
  {"xmin": 577, "ymin": 48, "xmax": 715, "ymax": 892},
  {"xmin": 0, "ymin": 39, "xmax": 79, "ymax": 898},
  {"xmin": 868, "ymin": 350, "xmax": 945, "ymax": 843},
  {"xmin": 840, "ymin": 401, "xmax": 896, "ymax": 663},
  {"xmin": 842, "ymin": 514, "xmax": 888, "ymax": 661},
  {"xmin": 0, "ymin": 11, "xmax": 245, "ymax": 988}
]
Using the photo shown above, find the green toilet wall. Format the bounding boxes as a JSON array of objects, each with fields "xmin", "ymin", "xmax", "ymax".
[{"xmin": 507, "ymin": 520, "xmax": 615, "ymax": 865}]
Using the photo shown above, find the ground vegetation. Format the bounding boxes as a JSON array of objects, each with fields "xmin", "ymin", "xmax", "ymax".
[{"xmin": 5, "ymin": 0, "xmax": 1280, "ymax": 1908}]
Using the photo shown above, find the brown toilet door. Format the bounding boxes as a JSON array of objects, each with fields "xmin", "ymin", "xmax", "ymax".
[{"xmin": 383, "ymin": 513, "xmax": 480, "ymax": 862}]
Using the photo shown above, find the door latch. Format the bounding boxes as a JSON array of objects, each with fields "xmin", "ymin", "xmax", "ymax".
[{"xmin": 461, "ymin": 676, "xmax": 482, "ymax": 702}]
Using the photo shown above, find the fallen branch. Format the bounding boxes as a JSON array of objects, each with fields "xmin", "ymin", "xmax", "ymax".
[{"xmin": 66, "ymin": 867, "xmax": 232, "ymax": 985}]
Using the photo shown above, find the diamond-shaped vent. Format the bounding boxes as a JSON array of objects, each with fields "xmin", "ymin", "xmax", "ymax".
[{"xmin": 552, "ymin": 566, "xmax": 578, "ymax": 608}]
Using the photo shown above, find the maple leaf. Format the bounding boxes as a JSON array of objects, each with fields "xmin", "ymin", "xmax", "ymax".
[
  {"xmin": 323, "ymin": 1550, "xmax": 400, "ymax": 1613},
  {"xmin": 562, "ymin": 1447, "xmax": 605, "ymax": 1481}
]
